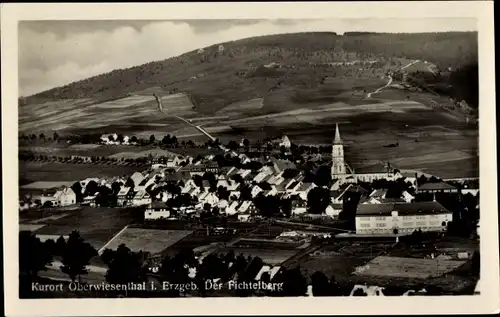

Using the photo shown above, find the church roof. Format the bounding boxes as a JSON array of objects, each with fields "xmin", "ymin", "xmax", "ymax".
[
  {"xmin": 355, "ymin": 162, "xmax": 394, "ymax": 174},
  {"xmin": 333, "ymin": 123, "xmax": 342, "ymax": 145}
]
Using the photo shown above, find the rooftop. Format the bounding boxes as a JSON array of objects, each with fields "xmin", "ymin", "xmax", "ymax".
[
  {"xmin": 355, "ymin": 162, "xmax": 395, "ymax": 174},
  {"xmin": 356, "ymin": 201, "xmax": 450, "ymax": 217},
  {"xmin": 418, "ymin": 182, "xmax": 457, "ymax": 191},
  {"xmin": 297, "ymin": 182, "xmax": 314, "ymax": 192},
  {"xmin": 149, "ymin": 202, "xmax": 169, "ymax": 209}
]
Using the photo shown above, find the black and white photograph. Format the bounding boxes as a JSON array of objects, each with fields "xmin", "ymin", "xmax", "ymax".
[{"xmin": 2, "ymin": 2, "xmax": 498, "ymax": 316}]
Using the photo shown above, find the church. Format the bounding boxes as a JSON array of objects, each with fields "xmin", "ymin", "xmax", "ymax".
[{"xmin": 330, "ymin": 123, "xmax": 402, "ymax": 189}]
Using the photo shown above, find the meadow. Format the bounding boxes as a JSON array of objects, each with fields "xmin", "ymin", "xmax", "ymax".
[
  {"xmin": 19, "ymin": 161, "xmax": 142, "ymax": 183},
  {"xmin": 102, "ymin": 228, "xmax": 193, "ymax": 254},
  {"xmin": 354, "ymin": 256, "xmax": 466, "ymax": 279},
  {"xmin": 28, "ymin": 207, "xmax": 141, "ymax": 250}
]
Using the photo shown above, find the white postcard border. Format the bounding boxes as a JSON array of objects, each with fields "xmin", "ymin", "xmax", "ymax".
[{"xmin": 2, "ymin": 2, "xmax": 498, "ymax": 316}]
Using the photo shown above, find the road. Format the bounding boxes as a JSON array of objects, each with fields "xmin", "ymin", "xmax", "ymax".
[{"xmin": 366, "ymin": 60, "xmax": 420, "ymax": 99}]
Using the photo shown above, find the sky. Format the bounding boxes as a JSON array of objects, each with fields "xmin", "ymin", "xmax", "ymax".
[{"xmin": 18, "ymin": 18, "xmax": 477, "ymax": 97}]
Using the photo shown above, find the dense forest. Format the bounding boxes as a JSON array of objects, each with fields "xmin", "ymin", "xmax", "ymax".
[{"xmin": 25, "ymin": 32, "xmax": 478, "ymax": 109}]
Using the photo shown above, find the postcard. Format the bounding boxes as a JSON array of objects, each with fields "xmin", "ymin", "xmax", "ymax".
[{"xmin": 2, "ymin": 1, "xmax": 498, "ymax": 316}]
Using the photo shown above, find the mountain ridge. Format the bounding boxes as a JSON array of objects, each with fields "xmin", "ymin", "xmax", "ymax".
[{"xmin": 23, "ymin": 31, "xmax": 478, "ymax": 112}]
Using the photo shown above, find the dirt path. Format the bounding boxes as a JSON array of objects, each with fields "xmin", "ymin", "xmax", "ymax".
[{"xmin": 366, "ymin": 60, "xmax": 420, "ymax": 99}]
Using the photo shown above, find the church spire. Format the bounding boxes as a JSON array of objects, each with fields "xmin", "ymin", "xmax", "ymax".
[{"xmin": 333, "ymin": 123, "xmax": 342, "ymax": 145}]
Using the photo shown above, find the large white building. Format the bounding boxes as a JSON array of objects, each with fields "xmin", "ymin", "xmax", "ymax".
[{"xmin": 355, "ymin": 201, "xmax": 452, "ymax": 235}]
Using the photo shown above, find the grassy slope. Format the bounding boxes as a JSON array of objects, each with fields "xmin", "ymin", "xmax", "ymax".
[{"xmin": 24, "ymin": 32, "xmax": 478, "ymax": 114}]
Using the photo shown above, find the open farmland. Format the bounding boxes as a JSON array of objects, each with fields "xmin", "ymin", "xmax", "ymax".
[
  {"xmin": 26, "ymin": 207, "xmax": 141, "ymax": 250},
  {"xmin": 19, "ymin": 92, "xmax": 198, "ymax": 136},
  {"xmin": 19, "ymin": 161, "xmax": 142, "ymax": 183},
  {"xmin": 101, "ymin": 228, "xmax": 193, "ymax": 254},
  {"xmin": 218, "ymin": 247, "xmax": 298, "ymax": 266},
  {"xmin": 19, "ymin": 143, "xmax": 156, "ymax": 157},
  {"xmin": 354, "ymin": 256, "xmax": 466, "ymax": 279}
]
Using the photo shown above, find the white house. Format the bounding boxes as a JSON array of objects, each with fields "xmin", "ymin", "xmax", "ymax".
[
  {"xmin": 251, "ymin": 185, "xmax": 264, "ymax": 198},
  {"xmin": 296, "ymin": 183, "xmax": 316, "ymax": 201},
  {"xmin": 264, "ymin": 186, "xmax": 278, "ymax": 197},
  {"xmin": 54, "ymin": 187, "xmax": 77, "ymax": 207},
  {"xmin": 145, "ymin": 202, "xmax": 171, "ymax": 220},
  {"xmin": 229, "ymin": 190, "xmax": 241, "ymax": 200},
  {"xmin": 355, "ymin": 201, "xmax": 452, "ymax": 235},
  {"xmin": 132, "ymin": 190, "xmax": 152, "ymax": 206},
  {"xmin": 237, "ymin": 201, "xmax": 253, "ymax": 214},
  {"xmin": 253, "ymin": 170, "xmax": 273, "ymax": 183},
  {"xmin": 401, "ymin": 191, "xmax": 415, "ymax": 203},
  {"xmin": 325, "ymin": 203, "xmax": 342, "ymax": 217},
  {"xmin": 238, "ymin": 169, "xmax": 252, "ymax": 180},
  {"xmin": 217, "ymin": 199, "xmax": 229, "ymax": 210},
  {"xmin": 225, "ymin": 201, "xmax": 240, "ymax": 215},
  {"xmin": 279, "ymin": 135, "xmax": 291, "ymax": 148},
  {"xmin": 199, "ymin": 192, "xmax": 219, "ymax": 207}
]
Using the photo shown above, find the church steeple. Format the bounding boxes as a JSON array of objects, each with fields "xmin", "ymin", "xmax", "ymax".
[
  {"xmin": 331, "ymin": 123, "xmax": 346, "ymax": 179},
  {"xmin": 333, "ymin": 123, "xmax": 342, "ymax": 145}
]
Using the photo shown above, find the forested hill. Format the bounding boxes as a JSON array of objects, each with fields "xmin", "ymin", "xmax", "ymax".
[{"xmin": 25, "ymin": 31, "xmax": 478, "ymax": 110}]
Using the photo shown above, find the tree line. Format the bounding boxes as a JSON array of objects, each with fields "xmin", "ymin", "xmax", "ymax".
[{"xmin": 21, "ymin": 228, "xmax": 471, "ymax": 298}]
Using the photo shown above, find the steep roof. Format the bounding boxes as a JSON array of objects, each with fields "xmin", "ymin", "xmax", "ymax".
[
  {"xmin": 356, "ymin": 201, "xmax": 450, "ymax": 217},
  {"xmin": 355, "ymin": 162, "xmax": 394, "ymax": 174},
  {"xmin": 297, "ymin": 182, "xmax": 314, "ymax": 192},
  {"xmin": 117, "ymin": 186, "xmax": 131, "ymax": 196},
  {"xmin": 333, "ymin": 123, "xmax": 342, "ymax": 145},
  {"xmin": 370, "ymin": 189, "xmax": 388, "ymax": 198},
  {"xmin": 150, "ymin": 201, "xmax": 169, "ymax": 209},
  {"xmin": 418, "ymin": 182, "xmax": 457, "ymax": 191}
]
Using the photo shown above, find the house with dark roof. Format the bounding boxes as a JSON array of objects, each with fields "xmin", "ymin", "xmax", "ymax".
[
  {"xmin": 355, "ymin": 201, "xmax": 452, "ymax": 235},
  {"xmin": 145, "ymin": 202, "xmax": 171, "ymax": 220},
  {"xmin": 416, "ymin": 182, "xmax": 459, "ymax": 194}
]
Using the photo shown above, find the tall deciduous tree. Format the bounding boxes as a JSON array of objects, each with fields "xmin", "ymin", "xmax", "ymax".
[
  {"xmin": 104, "ymin": 244, "xmax": 146, "ymax": 285},
  {"xmin": 307, "ymin": 187, "xmax": 330, "ymax": 214},
  {"xmin": 60, "ymin": 231, "xmax": 98, "ymax": 282}
]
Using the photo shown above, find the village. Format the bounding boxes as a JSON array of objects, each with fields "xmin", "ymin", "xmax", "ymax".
[{"xmin": 19, "ymin": 124, "xmax": 480, "ymax": 297}]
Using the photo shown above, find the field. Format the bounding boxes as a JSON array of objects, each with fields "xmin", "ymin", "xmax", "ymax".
[
  {"xmin": 218, "ymin": 247, "xmax": 298, "ymax": 265},
  {"xmin": 160, "ymin": 233, "xmax": 237, "ymax": 258},
  {"xmin": 101, "ymin": 228, "xmax": 193, "ymax": 254},
  {"xmin": 20, "ymin": 181, "xmax": 75, "ymax": 189},
  {"xmin": 354, "ymin": 256, "xmax": 466, "ymax": 279},
  {"xmin": 218, "ymin": 237, "xmax": 304, "ymax": 265},
  {"xmin": 291, "ymin": 242, "xmax": 389, "ymax": 283},
  {"xmin": 19, "ymin": 161, "xmax": 142, "ymax": 183},
  {"xmin": 20, "ymin": 143, "xmax": 157, "ymax": 157},
  {"xmin": 23, "ymin": 207, "xmax": 141, "ymax": 250}
]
